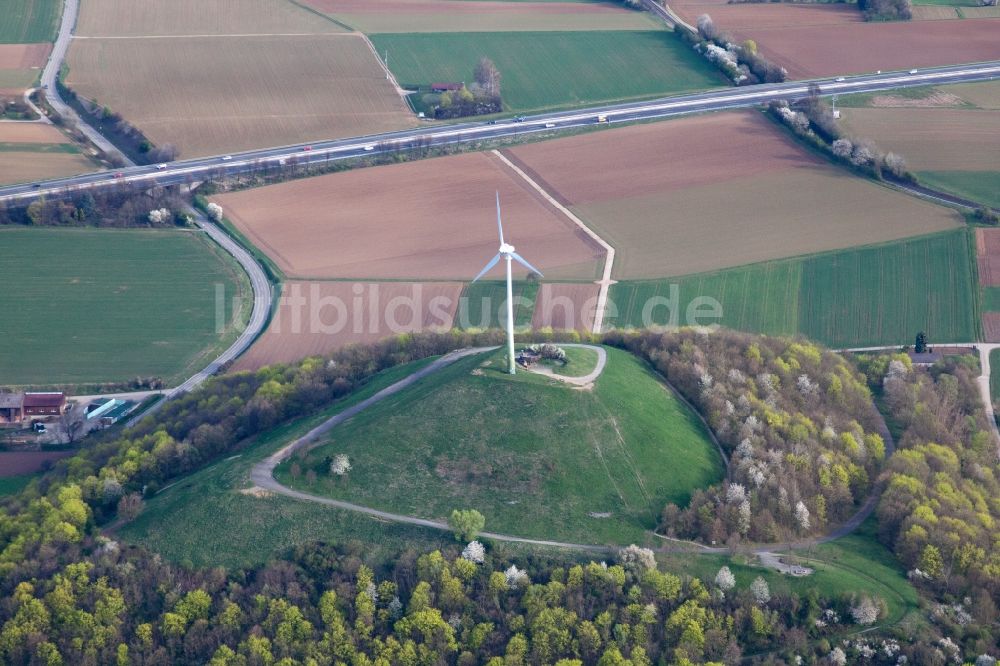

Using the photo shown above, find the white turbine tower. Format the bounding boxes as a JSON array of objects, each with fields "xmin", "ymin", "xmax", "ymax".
[{"xmin": 473, "ymin": 193, "xmax": 543, "ymax": 374}]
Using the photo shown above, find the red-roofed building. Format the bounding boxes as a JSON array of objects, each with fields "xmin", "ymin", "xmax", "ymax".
[{"xmin": 23, "ymin": 392, "xmax": 65, "ymax": 417}]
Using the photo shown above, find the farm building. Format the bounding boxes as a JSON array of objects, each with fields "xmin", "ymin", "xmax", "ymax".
[
  {"xmin": 0, "ymin": 393, "xmax": 23, "ymax": 424},
  {"xmin": 22, "ymin": 392, "xmax": 65, "ymax": 417}
]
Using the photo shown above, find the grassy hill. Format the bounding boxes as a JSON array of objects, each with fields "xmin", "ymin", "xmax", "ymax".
[{"xmin": 275, "ymin": 346, "xmax": 724, "ymax": 545}]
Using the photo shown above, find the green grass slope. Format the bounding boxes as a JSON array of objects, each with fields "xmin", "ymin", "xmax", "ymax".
[
  {"xmin": 0, "ymin": 227, "xmax": 250, "ymax": 386},
  {"xmin": 371, "ymin": 30, "xmax": 725, "ymax": 113},
  {"xmin": 1, "ymin": 0, "xmax": 61, "ymax": 43},
  {"xmin": 610, "ymin": 229, "xmax": 979, "ymax": 348},
  {"xmin": 918, "ymin": 171, "xmax": 1000, "ymax": 210},
  {"xmin": 276, "ymin": 346, "xmax": 724, "ymax": 545}
]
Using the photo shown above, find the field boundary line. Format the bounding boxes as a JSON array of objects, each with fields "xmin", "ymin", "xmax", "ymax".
[
  {"xmin": 491, "ymin": 149, "xmax": 616, "ymax": 335},
  {"xmin": 356, "ymin": 32, "xmax": 410, "ymax": 99},
  {"xmin": 71, "ymin": 33, "xmax": 361, "ymax": 39}
]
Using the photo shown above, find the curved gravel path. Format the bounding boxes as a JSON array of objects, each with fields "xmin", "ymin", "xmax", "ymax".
[
  {"xmin": 523, "ymin": 343, "xmax": 607, "ymax": 388},
  {"xmin": 250, "ymin": 344, "xmax": 898, "ymax": 557}
]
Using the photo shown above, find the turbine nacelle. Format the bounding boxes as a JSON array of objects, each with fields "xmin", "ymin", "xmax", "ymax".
[{"xmin": 499, "ymin": 242, "xmax": 515, "ymax": 255}]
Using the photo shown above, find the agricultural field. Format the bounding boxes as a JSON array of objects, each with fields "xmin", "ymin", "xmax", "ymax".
[
  {"xmin": 0, "ymin": 43, "xmax": 49, "ymax": 94},
  {"xmin": 0, "ymin": 0, "xmax": 61, "ymax": 43},
  {"xmin": 230, "ymin": 281, "xmax": 463, "ymax": 372},
  {"xmin": 670, "ymin": 0, "xmax": 1000, "ymax": 77},
  {"xmin": 304, "ymin": 0, "xmax": 661, "ymax": 32},
  {"xmin": 531, "ymin": 282, "xmax": 600, "ymax": 331},
  {"xmin": 370, "ymin": 30, "xmax": 725, "ymax": 112},
  {"xmin": 212, "ymin": 151, "xmax": 603, "ymax": 281},
  {"xmin": 505, "ymin": 111, "xmax": 962, "ymax": 279},
  {"xmin": 457, "ymin": 281, "xmax": 539, "ymax": 330},
  {"xmin": 0, "ymin": 122, "xmax": 95, "ymax": 185},
  {"xmin": 840, "ymin": 82, "xmax": 1000, "ymax": 210},
  {"xmin": 75, "ymin": 0, "xmax": 347, "ymax": 37},
  {"xmin": 65, "ymin": 34, "xmax": 415, "ymax": 158},
  {"xmin": 274, "ymin": 347, "xmax": 724, "ymax": 544},
  {"xmin": 0, "ymin": 228, "xmax": 250, "ymax": 386},
  {"xmin": 976, "ymin": 229, "xmax": 1000, "ymax": 342},
  {"xmin": 609, "ymin": 229, "xmax": 979, "ymax": 348}
]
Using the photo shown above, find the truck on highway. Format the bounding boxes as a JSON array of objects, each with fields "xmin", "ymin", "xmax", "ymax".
[{"xmin": 597, "ymin": 114, "xmax": 608, "ymax": 123}]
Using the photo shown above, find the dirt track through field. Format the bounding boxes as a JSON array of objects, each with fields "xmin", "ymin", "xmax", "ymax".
[{"xmin": 213, "ymin": 151, "xmax": 604, "ymax": 281}]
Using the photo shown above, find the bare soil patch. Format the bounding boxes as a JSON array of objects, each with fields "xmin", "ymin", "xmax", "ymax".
[
  {"xmin": 0, "ymin": 43, "xmax": 51, "ymax": 69},
  {"xmin": 213, "ymin": 151, "xmax": 603, "ymax": 281},
  {"xmin": 303, "ymin": 0, "xmax": 657, "ymax": 32},
  {"xmin": 977, "ymin": 229, "xmax": 1000, "ymax": 287},
  {"xmin": 230, "ymin": 281, "xmax": 463, "ymax": 371},
  {"xmin": 76, "ymin": 0, "xmax": 346, "ymax": 37},
  {"xmin": 508, "ymin": 111, "xmax": 960, "ymax": 278},
  {"xmin": 531, "ymin": 283, "xmax": 600, "ymax": 332},
  {"xmin": 65, "ymin": 34, "xmax": 415, "ymax": 158},
  {"xmin": 947, "ymin": 81, "xmax": 1000, "ymax": 109},
  {"xmin": 909, "ymin": 6, "xmax": 960, "ymax": 19},
  {"xmin": 0, "ymin": 450, "xmax": 72, "ymax": 477},
  {"xmin": 840, "ymin": 107, "xmax": 1000, "ymax": 171},
  {"xmin": 0, "ymin": 123, "xmax": 69, "ymax": 143},
  {"xmin": 673, "ymin": 2, "xmax": 1000, "ymax": 78}
]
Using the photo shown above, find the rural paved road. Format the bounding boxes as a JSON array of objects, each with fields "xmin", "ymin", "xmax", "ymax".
[
  {"xmin": 39, "ymin": 0, "xmax": 133, "ymax": 165},
  {"xmin": 2, "ymin": 61, "xmax": 999, "ymax": 204},
  {"xmin": 124, "ymin": 207, "xmax": 273, "ymax": 427},
  {"xmin": 249, "ymin": 344, "xmax": 908, "ymax": 557}
]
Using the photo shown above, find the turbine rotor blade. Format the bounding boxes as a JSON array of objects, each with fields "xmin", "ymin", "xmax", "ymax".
[
  {"xmin": 496, "ymin": 191, "xmax": 505, "ymax": 245},
  {"xmin": 510, "ymin": 251, "xmax": 543, "ymax": 278},
  {"xmin": 472, "ymin": 253, "xmax": 502, "ymax": 282}
]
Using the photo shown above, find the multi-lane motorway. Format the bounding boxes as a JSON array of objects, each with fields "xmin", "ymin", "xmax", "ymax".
[{"xmin": 2, "ymin": 61, "xmax": 998, "ymax": 204}]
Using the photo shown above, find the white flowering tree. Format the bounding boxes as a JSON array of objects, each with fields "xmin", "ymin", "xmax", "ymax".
[
  {"xmin": 504, "ymin": 565, "xmax": 529, "ymax": 587},
  {"xmin": 828, "ymin": 647, "xmax": 847, "ymax": 666},
  {"xmin": 726, "ymin": 483, "xmax": 746, "ymax": 504},
  {"xmin": 330, "ymin": 454, "xmax": 352, "ymax": 477},
  {"xmin": 750, "ymin": 576, "xmax": 771, "ymax": 605},
  {"xmin": 206, "ymin": 202, "xmax": 224, "ymax": 222},
  {"xmin": 461, "ymin": 540, "xmax": 485, "ymax": 564},
  {"xmin": 148, "ymin": 207, "xmax": 171, "ymax": 224},
  {"xmin": 715, "ymin": 566, "xmax": 735, "ymax": 591},
  {"xmin": 794, "ymin": 501, "xmax": 810, "ymax": 532},
  {"xmin": 850, "ymin": 596, "xmax": 880, "ymax": 625},
  {"xmin": 618, "ymin": 544, "xmax": 656, "ymax": 572}
]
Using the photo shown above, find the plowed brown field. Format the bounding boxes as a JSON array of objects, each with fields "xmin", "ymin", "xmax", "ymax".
[
  {"xmin": 65, "ymin": 34, "xmax": 415, "ymax": 158},
  {"xmin": 977, "ymin": 229, "xmax": 1000, "ymax": 286},
  {"xmin": 840, "ymin": 107, "xmax": 1000, "ymax": 171},
  {"xmin": 673, "ymin": 1, "xmax": 1000, "ymax": 77},
  {"xmin": 531, "ymin": 283, "xmax": 600, "ymax": 332},
  {"xmin": 0, "ymin": 451, "xmax": 72, "ymax": 477},
  {"xmin": 506, "ymin": 111, "xmax": 961, "ymax": 278},
  {"xmin": 0, "ymin": 43, "xmax": 50, "ymax": 69},
  {"xmin": 0, "ymin": 123, "xmax": 69, "ymax": 143},
  {"xmin": 302, "ymin": 0, "xmax": 658, "ymax": 32},
  {"xmin": 213, "ymin": 151, "xmax": 603, "ymax": 281},
  {"xmin": 230, "ymin": 281, "xmax": 463, "ymax": 371},
  {"xmin": 76, "ymin": 0, "xmax": 347, "ymax": 36}
]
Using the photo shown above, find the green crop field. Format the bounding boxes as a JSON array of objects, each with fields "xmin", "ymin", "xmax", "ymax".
[
  {"xmin": 0, "ymin": 227, "xmax": 250, "ymax": 387},
  {"xmin": 610, "ymin": 229, "xmax": 979, "ymax": 348},
  {"xmin": 370, "ymin": 30, "xmax": 725, "ymax": 113},
  {"xmin": 457, "ymin": 281, "xmax": 538, "ymax": 329},
  {"xmin": 0, "ymin": 142, "xmax": 78, "ymax": 154},
  {"xmin": 919, "ymin": 171, "xmax": 1000, "ymax": 210},
  {"xmin": 275, "ymin": 346, "xmax": 724, "ymax": 545},
  {"xmin": 1, "ymin": 0, "xmax": 61, "ymax": 43}
]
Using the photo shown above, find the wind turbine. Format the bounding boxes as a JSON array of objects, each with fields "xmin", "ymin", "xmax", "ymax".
[{"xmin": 473, "ymin": 193, "xmax": 543, "ymax": 374}]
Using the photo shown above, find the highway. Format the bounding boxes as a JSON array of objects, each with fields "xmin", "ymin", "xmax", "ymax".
[{"xmin": 2, "ymin": 60, "xmax": 998, "ymax": 205}]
